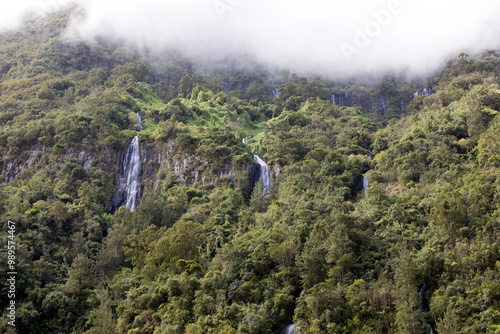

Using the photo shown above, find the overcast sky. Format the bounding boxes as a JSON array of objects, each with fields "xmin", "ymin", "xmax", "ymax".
[{"xmin": 2, "ymin": 0, "xmax": 500, "ymax": 76}]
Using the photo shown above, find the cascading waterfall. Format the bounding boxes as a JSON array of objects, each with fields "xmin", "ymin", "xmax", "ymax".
[
  {"xmin": 253, "ymin": 155, "xmax": 271, "ymax": 196},
  {"xmin": 281, "ymin": 324, "xmax": 299, "ymax": 334},
  {"xmin": 332, "ymin": 93, "xmax": 346, "ymax": 106},
  {"xmin": 363, "ymin": 171, "xmax": 372, "ymax": 194},
  {"xmin": 281, "ymin": 290, "xmax": 307, "ymax": 334},
  {"xmin": 379, "ymin": 94, "xmax": 387, "ymax": 114},
  {"xmin": 122, "ymin": 136, "xmax": 142, "ymax": 210},
  {"xmin": 269, "ymin": 75, "xmax": 280, "ymax": 98},
  {"xmin": 110, "ymin": 112, "xmax": 143, "ymax": 213},
  {"xmin": 136, "ymin": 111, "xmax": 143, "ymax": 131},
  {"xmin": 363, "ymin": 154, "xmax": 373, "ymax": 195},
  {"xmin": 414, "ymin": 88, "xmax": 434, "ymax": 98},
  {"xmin": 272, "ymin": 88, "xmax": 280, "ymax": 98}
]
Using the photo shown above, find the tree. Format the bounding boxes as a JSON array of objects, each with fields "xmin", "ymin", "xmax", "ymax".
[
  {"xmin": 87, "ymin": 296, "xmax": 117, "ymax": 334},
  {"xmin": 64, "ymin": 254, "xmax": 96, "ymax": 299},
  {"xmin": 96, "ymin": 223, "xmax": 129, "ymax": 278},
  {"xmin": 49, "ymin": 201, "xmax": 67, "ymax": 222},
  {"xmin": 394, "ymin": 246, "xmax": 424, "ymax": 334},
  {"xmin": 249, "ymin": 179, "xmax": 267, "ymax": 213},
  {"xmin": 246, "ymin": 82, "xmax": 266, "ymax": 101},
  {"xmin": 36, "ymin": 86, "xmax": 55, "ymax": 100},
  {"xmin": 142, "ymin": 221, "xmax": 205, "ymax": 276},
  {"xmin": 123, "ymin": 225, "xmax": 163, "ymax": 269},
  {"xmin": 268, "ymin": 239, "xmax": 299, "ymax": 268},
  {"xmin": 179, "ymin": 70, "xmax": 205, "ymax": 97},
  {"xmin": 435, "ymin": 305, "xmax": 460, "ymax": 334},
  {"xmin": 325, "ymin": 222, "xmax": 354, "ymax": 282}
]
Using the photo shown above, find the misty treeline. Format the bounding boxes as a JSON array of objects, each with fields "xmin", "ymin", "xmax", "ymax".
[{"xmin": 1, "ymin": 8, "xmax": 500, "ymax": 334}]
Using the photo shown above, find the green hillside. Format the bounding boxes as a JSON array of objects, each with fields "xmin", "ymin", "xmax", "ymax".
[{"xmin": 1, "ymin": 9, "xmax": 500, "ymax": 334}]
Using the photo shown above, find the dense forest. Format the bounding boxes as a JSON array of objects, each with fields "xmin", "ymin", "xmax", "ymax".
[{"xmin": 1, "ymin": 8, "xmax": 500, "ymax": 334}]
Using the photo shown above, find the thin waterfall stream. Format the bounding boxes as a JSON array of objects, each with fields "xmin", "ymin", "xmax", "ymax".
[
  {"xmin": 363, "ymin": 154, "xmax": 373, "ymax": 195},
  {"xmin": 110, "ymin": 112, "xmax": 143, "ymax": 213},
  {"xmin": 281, "ymin": 290, "xmax": 306, "ymax": 334},
  {"xmin": 281, "ymin": 324, "xmax": 299, "ymax": 334},
  {"xmin": 253, "ymin": 155, "xmax": 271, "ymax": 196}
]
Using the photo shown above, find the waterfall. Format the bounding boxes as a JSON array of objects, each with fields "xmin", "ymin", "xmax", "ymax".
[
  {"xmin": 363, "ymin": 154, "xmax": 373, "ymax": 195},
  {"xmin": 281, "ymin": 324, "xmax": 299, "ymax": 334},
  {"xmin": 379, "ymin": 95, "xmax": 387, "ymax": 114},
  {"xmin": 363, "ymin": 172, "xmax": 371, "ymax": 194},
  {"xmin": 136, "ymin": 112, "xmax": 143, "ymax": 131},
  {"xmin": 269, "ymin": 75, "xmax": 280, "ymax": 98},
  {"xmin": 123, "ymin": 136, "xmax": 142, "ymax": 210},
  {"xmin": 280, "ymin": 289, "xmax": 306, "ymax": 334},
  {"xmin": 414, "ymin": 88, "xmax": 433, "ymax": 98},
  {"xmin": 335, "ymin": 94, "xmax": 346, "ymax": 107},
  {"xmin": 110, "ymin": 113, "xmax": 143, "ymax": 213},
  {"xmin": 253, "ymin": 155, "xmax": 271, "ymax": 196}
]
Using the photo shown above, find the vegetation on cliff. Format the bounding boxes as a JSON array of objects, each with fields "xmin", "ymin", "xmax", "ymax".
[{"xmin": 1, "ymin": 9, "xmax": 500, "ymax": 334}]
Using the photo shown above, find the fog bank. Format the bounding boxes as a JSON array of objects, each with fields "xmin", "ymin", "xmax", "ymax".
[{"xmin": 3, "ymin": 0, "xmax": 500, "ymax": 76}]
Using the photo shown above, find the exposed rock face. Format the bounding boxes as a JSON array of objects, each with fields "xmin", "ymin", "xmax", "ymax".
[
  {"xmin": 2, "ymin": 146, "xmax": 45, "ymax": 183},
  {"xmin": 142, "ymin": 142, "xmax": 209, "ymax": 186},
  {"xmin": 2, "ymin": 138, "xmax": 266, "ymax": 213},
  {"xmin": 141, "ymin": 140, "xmax": 259, "ymax": 192},
  {"xmin": 385, "ymin": 184, "xmax": 403, "ymax": 196},
  {"xmin": 1, "ymin": 145, "xmax": 116, "ymax": 184},
  {"xmin": 332, "ymin": 92, "xmax": 412, "ymax": 116},
  {"xmin": 78, "ymin": 151, "xmax": 93, "ymax": 172},
  {"xmin": 332, "ymin": 87, "xmax": 434, "ymax": 116},
  {"xmin": 332, "ymin": 92, "xmax": 389, "ymax": 114}
]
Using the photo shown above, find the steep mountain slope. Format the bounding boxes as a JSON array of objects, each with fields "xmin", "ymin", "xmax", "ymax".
[{"xmin": 1, "ymin": 8, "xmax": 500, "ymax": 334}]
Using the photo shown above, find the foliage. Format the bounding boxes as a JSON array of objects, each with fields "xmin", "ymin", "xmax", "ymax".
[{"xmin": 1, "ymin": 10, "xmax": 500, "ymax": 334}]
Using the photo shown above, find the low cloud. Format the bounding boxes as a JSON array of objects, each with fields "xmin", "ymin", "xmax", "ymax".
[{"xmin": 3, "ymin": 0, "xmax": 500, "ymax": 76}]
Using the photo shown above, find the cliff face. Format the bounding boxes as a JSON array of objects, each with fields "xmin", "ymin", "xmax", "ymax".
[
  {"xmin": 2, "ymin": 146, "xmax": 45, "ymax": 183},
  {"xmin": 1, "ymin": 138, "xmax": 265, "ymax": 212},
  {"xmin": 332, "ymin": 92, "xmax": 412, "ymax": 116},
  {"xmin": 332, "ymin": 92, "xmax": 390, "ymax": 115},
  {"xmin": 331, "ymin": 88, "xmax": 433, "ymax": 116},
  {"xmin": 140, "ymin": 140, "xmax": 258, "ymax": 187},
  {"xmin": 1, "ymin": 146, "xmax": 113, "ymax": 183}
]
